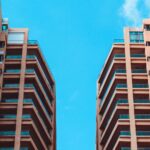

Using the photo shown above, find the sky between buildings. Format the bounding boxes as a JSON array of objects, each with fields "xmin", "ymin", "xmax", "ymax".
[{"xmin": 2, "ymin": 0, "xmax": 150, "ymax": 150}]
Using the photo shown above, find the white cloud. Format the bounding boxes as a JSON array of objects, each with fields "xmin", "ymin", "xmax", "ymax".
[{"xmin": 120, "ymin": 0, "xmax": 142, "ymax": 26}]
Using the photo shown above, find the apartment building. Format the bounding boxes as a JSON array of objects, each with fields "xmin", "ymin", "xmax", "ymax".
[
  {"xmin": 0, "ymin": 7, "xmax": 56, "ymax": 150},
  {"xmin": 96, "ymin": 19, "xmax": 150, "ymax": 150}
]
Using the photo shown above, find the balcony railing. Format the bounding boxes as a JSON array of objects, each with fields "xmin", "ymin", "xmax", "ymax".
[
  {"xmin": 121, "ymin": 148, "xmax": 131, "ymax": 150},
  {"xmin": 26, "ymin": 69, "xmax": 35, "ymax": 74},
  {"xmin": 132, "ymin": 69, "xmax": 147, "ymax": 73},
  {"xmin": 114, "ymin": 54, "xmax": 125, "ymax": 58},
  {"xmin": 6, "ymin": 55, "xmax": 22, "ymax": 59},
  {"xmin": 1, "ymin": 99, "xmax": 33, "ymax": 104},
  {"xmin": 24, "ymin": 84, "xmax": 52, "ymax": 119},
  {"xmin": 0, "ymin": 131, "xmax": 15, "ymax": 136},
  {"xmin": 130, "ymin": 39, "xmax": 144, "ymax": 43},
  {"xmin": 119, "ymin": 114, "xmax": 129, "ymax": 119},
  {"xmin": 0, "ymin": 148, "xmax": 28, "ymax": 150},
  {"xmin": 0, "ymin": 114, "xmax": 31, "ymax": 119},
  {"xmin": 120, "ymin": 131, "xmax": 130, "ymax": 136},
  {"xmin": 2, "ymin": 99, "xmax": 18, "ymax": 103},
  {"xmin": 134, "ymin": 99, "xmax": 150, "ymax": 103},
  {"xmin": 133, "ymin": 84, "xmax": 149, "ymax": 88},
  {"xmin": 138, "ymin": 148, "xmax": 150, "ymax": 150},
  {"xmin": 0, "ymin": 148, "xmax": 14, "ymax": 150},
  {"xmin": 116, "ymin": 84, "xmax": 127, "ymax": 88},
  {"xmin": 7, "ymin": 40, "xmax": 38, "ymax": 45},
  {"xmin": 5, "ymin": 55, "xmax": 37, "ymax": 60},
  {"xmin": 113, "ymin": 39, "xmax": 124, "ymax": 43},
  {"xmin": 102, "ymin": 99, "xmax": 128, "ymax": 128},
  {"xmin": 28, "ymin": 40, "xmax": 38, "ymax": 45},
  {"xmin": 3, "ymin": 84, "xmax": 19, "ymax": 88},
  {"xmin": 121, "ymin": 148, "xmax": 150, "ymax": 150},
  {"xmin": 100, "ymin": 83, "xmax": 127, "ymax": 106},
  {"xmin": 5, "ymin": 69, "xmax": 20, "ymax": 73},
  {"xmin": 0, "ymin": 131, "xmax": 29, "ymax": 136},
  {"xmin": 115, "ymin": 69, "xmax": 126, "ymax": 73},
  {"xmin": 26, "ymin": 55, "xmax": 36, "ymax": 59},
  {"xmin": 116, "ymin": 99, "xmax": 128, "ymax": 104},
  {"xmin": 135, "ymin": 114, "xmax": 150, "ymax": 119},
  {"xmin": 137, "ymin": 131, "xmax": 150, "ymax": 136},
  {"xmin": 131, "ymin": 54, "xmax": 145, "ymax": 57}
]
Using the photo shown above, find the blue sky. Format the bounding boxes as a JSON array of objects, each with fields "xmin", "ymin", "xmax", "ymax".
[{"xmin": 2, "ymin": 0, "xmax": 150, "ymax": 150}]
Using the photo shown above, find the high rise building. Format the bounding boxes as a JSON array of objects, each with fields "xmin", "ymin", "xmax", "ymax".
[
  {"xmin": 0, "ymin": 5, "xmax": 56, "ymax": 150},
  {"xmin": 96, "ymin": 19, "xmax": 150, "ymax": 150}
]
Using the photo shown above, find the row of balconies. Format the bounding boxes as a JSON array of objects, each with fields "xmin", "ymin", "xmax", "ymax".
[
  {"xmin": 100, "ymin": 119, "xmax": 150, "ymax": 150},
  {"xmin": 99, "ymin": 46, "xmax": 146, "ymax": 87},
  {"xmin": 4, "ymin": 54, "xmax": 54, "ymax": 93},
  {"xmin": 99, "ymin": 103, "xmax": 150, "ymax": 149},
  {"xmin": 0, "ymin": 103, "xmax": 52, "ymax": 149},
  {"xmin": 2, "ymin": 90, "xmax": 53, "ymax": 132},
  {"xmin": 98, "ymin": 57, "xmax": 147, "ymax": 96}
]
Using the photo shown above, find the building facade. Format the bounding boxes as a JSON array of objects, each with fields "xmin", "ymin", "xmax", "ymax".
[
  {"xmin": 96, "ymin": 19, "xmax": 150, "ymax": 150},
  {"xmin": 0, "ymin": 8, "xmax": 56, "ymax": 150}
]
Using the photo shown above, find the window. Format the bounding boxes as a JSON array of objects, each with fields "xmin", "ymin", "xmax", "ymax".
[
  {"xmin": 144, "ymin": 25, "xmax": 150, "ymax": 31},
  {"xmin": 8, "ymin": 32, "xmax": 25, "ymax": 44},
  {"xmin": 146, "ymin": 41, "xmax": 150, "ymax": 46},
  {"xmin": 0, "ymin": 55, "xmax": 3, "ymax": 62},
  {"xmin": 2, "ymin": 24, "xmax": 8, "ymax": 31},
  {"xmin": 130, "ymin": 31, "xmax": 144, "ymax": 43},
  {"xmin": 0, "ymin": 41, "xmax": 5, "ymax": 48}
]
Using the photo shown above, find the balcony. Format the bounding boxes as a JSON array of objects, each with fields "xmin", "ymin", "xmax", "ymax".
[
  {"xmin": 24, "ymin": 84, "xmax": 52, "ymax": 119},
  {"xmin": 26, "ymin": 55, "xmax": 36, "ymax": 59},
  {"xmin": 113, "ymin": 39, "xmax": 124, "ymax": 43},
  {"xmin": 131, "ymin": 54, "xmax": 145, "ymax": 57},
  {"xmin": 100, "ymin": 99, "xmax": 128, "ymax": 130},
  {"xmin": 119, "ymin": 114, "xmax": 129, "ymax": 119},
  {"xmin": 26, "ymin": 69, "xmax": 35, "ymax": 74},
  {"xmin": 5, "ymin": 69, "xmax": 20, "ymax": 74},
  {"xmin": 6, "ymin": 55, "xmax": 22, "ymax": 59},
  {"xmin": 6, "ymin": 40, "xmax": 38, "ymax": 45},
  {"xmin": 28, "ymin": 40, "xmax": 38, "ymax": 45},
  {"xmin": 0, "ymin": 147, "xmax": 28, "ymax": 150},
  {"xmin": 121, "ymin": 148, "xmax": 130, "ymax": 150},
  {"xmin": 1, "ymin": 99, "xmax": 33, "ymax": 104},
  {"xmin": 135, "ymin": 114, "xmax": 150, "ymax": 119},
  {"xmin": 137, "ymin": 131, "xmax": 150, "ymax": 136},
  {"xmin": 101, "ymin": 81, "xmax": 127, "ymax": 106},
  {"xmin": 133, "ymin": 84, "xmax": 149, "ymax": 88},
  {"xmin": 0, "ymin": 114, "xmax": 31, "ymax": 119},
  {"xmin": 120, "ymin": 131, "xmax": 130, "ymax": 136},
  {"xmin": 3, "ymin": 84, "xmax": 19, "ymax": 88},
  {"xmin": 114, "ymin": 54, "xmax": 125, "ymax": 58},
  {"xmin": 134, "ymin": 99, "xmax": 150, "ymax": 103},
  {"xmin": 0, "ymin": 131, "xmax": 29, "ymax": 136},
  {"xmin": 132, "ymin": 69, "xmax": 147, "ymax": 73},
  {"xmin": 130, "ymin": 40, "xmax": 144, "ymax": 43},
  {"xmin": 100, "ymin": 69, "xmax": 126, "ymax": 103}
]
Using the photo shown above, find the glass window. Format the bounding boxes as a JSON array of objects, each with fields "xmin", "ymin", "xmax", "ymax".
[
  {"xmin": 2, "ymin": 24, "xmax": 8, "ymax": 31},
  {"xmin": 130, "ymin": 31, "xmax": 144, "ymax": 43},
  {"xmin": 8, "ymin": 32, "xmax": 25, "ymax": 44}
]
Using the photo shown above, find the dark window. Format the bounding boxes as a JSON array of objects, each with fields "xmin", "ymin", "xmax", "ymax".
[
  {"xmin": 2, "ymin": 24, "xmax": 8, "ymax": 31},
  {"xmin": 146, "ymin": 41, "xmax": 150, "ymax": 46},
  {"xmin": 0, "ymin": 55, "xmax": 3, "ymax": 62},
  {"xmin": 0, "ymin": 41, "xmax": 5, "ymax": 48},
  {"xmin": 145, "ymin": 25, "xmax": 150, "ymax": 31}
]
